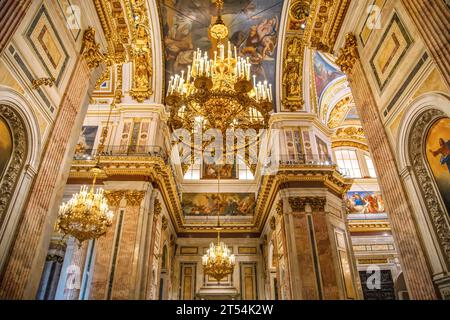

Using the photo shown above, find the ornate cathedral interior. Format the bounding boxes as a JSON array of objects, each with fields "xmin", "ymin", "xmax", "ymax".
[{"xmin": 0, "ymin": 0, "xmax": 449, "ymax": 301}]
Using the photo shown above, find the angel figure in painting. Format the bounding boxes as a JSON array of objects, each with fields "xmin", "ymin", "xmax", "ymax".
[{"xmin": 430, "ymin": 138, "xmax": 450, "ymax": 173}]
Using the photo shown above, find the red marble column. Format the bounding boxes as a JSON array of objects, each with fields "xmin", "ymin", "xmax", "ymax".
[
  {"xmin": 0, "ymin": 0, "xmax": 31, "ymax": 54},
  {"xmin": 401, "ymin": 0, "xmax": 450, "ymax": 87},
  {"xmin": 337, "ymin": 35, "xmax": 438, "ymax": 299},
  {"xmin": 0, "ymin": 50, "xmax": 102, "ymax": 299}
]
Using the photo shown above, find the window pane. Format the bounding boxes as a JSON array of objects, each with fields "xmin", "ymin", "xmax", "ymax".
[{"xmin": 365, "ymin": 155, "xmax": 377, "ymax": 177}]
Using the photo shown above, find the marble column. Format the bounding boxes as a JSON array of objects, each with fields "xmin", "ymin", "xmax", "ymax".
[
  {"xmin": 0, "ymin": 0, "xmax": 31, "ymax": 54},
  {"xmin": 89, "ymin": 191, "xmax": 146, "ymax": 300},
  {"xmin": 336, "ymin": 34, "xmax": 438, "ymax": 299},
  {"xmin": 36, "ymin": 238, "xmax": 67, "ymax": 300},
  {"xmin": 401, "ymin": 0, "xmax": 450, "ymax": 87},
  {"xmin": 89, "ymin": 193, "xmax": 123, "ymax": 300},
  {"xmin": 110, "ymin": 192, "xmax": 144, "ymax": 300},
  {"xmin": 283, "ymin": 195, "xmax": 361, "ymax": 300},
  {"xmin": 0, "ymin": 29, "xmax": 105, "ymax": 299}
]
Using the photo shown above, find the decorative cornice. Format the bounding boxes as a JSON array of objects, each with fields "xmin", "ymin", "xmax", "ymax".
[
  {"xmin": 336, "ymin": 33, "xmax": 359, "ymax": 74},
  {"xmin": 70, "ymin": 156, "xmax": 182, "ymax": 231},
  {"xmin": 254, "ymin": 166, "xmax": 352, "ymax": 230},
  {"xmin": 332, "ymin": 141, "xmax": 369, "ymax": 152}
]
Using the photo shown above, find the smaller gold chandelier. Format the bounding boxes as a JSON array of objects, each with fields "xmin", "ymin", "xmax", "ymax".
[
  {"xmin": 202, "ymin": 165, "xmax": 235, "ymax": 281},
  {"xmin": 57, "ymin": 166, "xmax": 113, "ymax": 244},
  {"xmin": 202, "ymin": 230, "xmax": 236, "ymax": 281}
]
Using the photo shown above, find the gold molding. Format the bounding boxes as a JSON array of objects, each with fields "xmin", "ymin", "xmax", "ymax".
[
  {"xmin": 81, "ymin": 27, "xmax": 104, "ymax": 70},
  {"xmin": 303, "ymin": 0, "xmax": 351, "ymax": 53},
  {"xmin": 336, "ymin": 33, "xmax": 359, "ymax": 74}
]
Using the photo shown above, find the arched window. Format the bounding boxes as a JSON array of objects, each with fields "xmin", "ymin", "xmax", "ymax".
[
  {"xmin": 364, "ymin": 154, "xmax": 377, "ymax": 178},
  {"xmin": 335, "ymin": 149, "xmax": 362, "ymax": 178}
]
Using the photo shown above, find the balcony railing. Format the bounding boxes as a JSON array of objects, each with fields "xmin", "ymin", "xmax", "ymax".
[
  {"xmin": 263, "ymin": 154, "xmax": 351, "ymax": 177},
  {"xmin": 73, "ymin": 145, "xmax": 168, "ymax": 161}
]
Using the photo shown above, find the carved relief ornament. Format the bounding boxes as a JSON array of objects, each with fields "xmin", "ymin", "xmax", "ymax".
[
  {"xmin": 0, "ymin": 105, "xmax": 27, "ymax": 224},
  {"xmin": 81, "ymin": 27, "xmax": 105, "ymax": 70},
  {"xmin": 336, "ymin": 33, "xmax": 359, "ymax": 74},
  {"xmin": 409, "ymin": 109, "xmax": 450, "ymax": 262}
]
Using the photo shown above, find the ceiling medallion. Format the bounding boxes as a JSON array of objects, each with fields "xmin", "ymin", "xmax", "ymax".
[{"xmin": 166, "ymin": 0, "xmax": 273, "ymax": 138}]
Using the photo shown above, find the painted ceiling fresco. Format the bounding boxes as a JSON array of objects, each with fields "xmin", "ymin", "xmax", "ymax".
[
  {"xmin": 159, "ymin": 0, "xmax": 284, "ymax": 94},
  {"xmin": 313, "ymin": 51, "xmax": 344, "ymax": 101}
]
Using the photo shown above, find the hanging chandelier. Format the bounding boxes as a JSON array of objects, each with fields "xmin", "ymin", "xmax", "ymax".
[
  {"xmin": 166, "ymin": 0, "xmax": 273, "ymax": 135},
  {"xmin": 202, "ymin": 230, "xmax": 236, "ymax": 281},
  {"xmin": 57, "ymin": 101, "xmax": 117, "ymax": 244},
  {"xmin": 57, "ymin": 166, "xmax": 113, "ymax": 245},
  {"xmin": 202, "ymin": 165, "xmax": 236, "ymax": 281}
]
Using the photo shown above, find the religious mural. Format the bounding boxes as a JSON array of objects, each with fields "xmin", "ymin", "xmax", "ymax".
[
  {"xmin": 0, "ymin": 117, "xmax": 13, "ymax": 179},
  {"xmin": 182, "ymin": 193, "xmax": 255, "ymax": 216},
  {"xmin": 75, "ymin": 126, "xmax": 98, "ymax": 156},
  {"xmin": 202, "ymin": 163, "xmax": 237, "ymax": 179},
  {"xmin": 426, "ymin": 118, "xmax": 450, "ymax": 214},
  {"xmin": 313, "ymin": 52, "xmax": 344, "ymax": 101},
  {"xmin": 159, "ymin": 0, "xmax": 283, "ymax": 93},
  {"xmin": 345, "ymin": 191, "xmax": 385, "ymax": 214}
]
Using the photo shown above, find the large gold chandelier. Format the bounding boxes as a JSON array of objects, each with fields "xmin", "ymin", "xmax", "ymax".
[
  {"xmin": 57, "ymin": 103, "xmax": 116, "ymax": 245},
  {"xmin": 57, "ymin": 166, "xmax": 113, "ymax": 244},
  {"xmin": 166, "ymin": 0, "xmax": 273, "ymax": 135},
  {"xmin": 202, "ymin": 230, "xmax": 236, "ymax": 281},
  {"xmin": 202, "ymin": 165, "xmax": 236, "ymax": 281}
]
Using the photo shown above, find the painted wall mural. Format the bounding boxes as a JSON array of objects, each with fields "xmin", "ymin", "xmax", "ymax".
[
  {"xmin": 75, "ymin": 126, "xmax": 98, "ymax": 156},
  {"xmin": 0, "ymin": 117, "xmax": 13, "ymax": 179},
  {"xmin": 202, "ymin": 163, "xmax": 237, "ymax": 179},
  {"xmin": 345, "ymin": 191, "xmax": 385, "ymax": 214},
  {"xmin": 426, "ymin": 118, "xmax": 450, "ymax": 214},
  {"xmin": 159, "ymin": 0, "xmax": 283, "ymax": 93},
  {"xmin": 313, "ymin": 52, "xmax": 344, "ymax": 101},
  {"xmin": 182, "ymin": 193, "xmax": 256, "ymax": 216}
]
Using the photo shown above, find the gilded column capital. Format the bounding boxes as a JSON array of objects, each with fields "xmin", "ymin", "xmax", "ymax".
[
  {"xmin": 81, "ymin": 27, "xmax": 105, "ymax": 70},
  {"xmin": 336, "ymin": 33, "xmax": 359, "ymax": 74},
  {"xmin": 288, "ymin": 196, "xmax": 327, "ymax": 212},
  {"xmin": 125, "ymin": 191, "xmax": 145, "ymax": 207},
  {"xmin": 104, "ymin": 191, "xmax": 125, "ymax": 207}
]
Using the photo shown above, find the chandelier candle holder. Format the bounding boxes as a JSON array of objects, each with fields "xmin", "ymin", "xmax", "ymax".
[
  {"xmin": 57, "ymin": 167, "xmax": 113, "ymax": 245},
  {"xmin": 166, "ymin": 0, "xmax": 273, "ymax": 135},
  {"xmin": 202, "ymin": 230, "xmax": 236, "ymax": 282}
]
